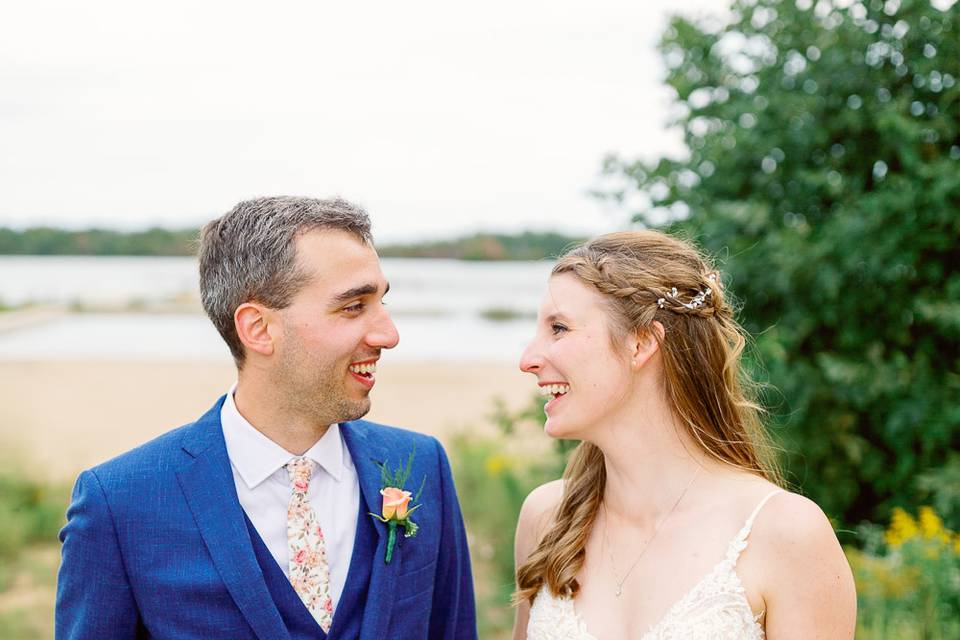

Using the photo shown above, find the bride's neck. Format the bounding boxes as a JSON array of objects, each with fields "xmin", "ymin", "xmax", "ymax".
[{"xmin": 592, "ymin": 402, "xmax": 711, "ymax": 529}]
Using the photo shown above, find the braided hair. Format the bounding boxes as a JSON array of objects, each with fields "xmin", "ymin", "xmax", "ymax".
[{"xmin": 514, "ymin": 230, "xmax": 782, "ymax": 605}]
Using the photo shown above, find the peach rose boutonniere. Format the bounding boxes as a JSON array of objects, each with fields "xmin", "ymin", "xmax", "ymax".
[{"xmin": 368, "ymin": 448, "xmax": 426, "ymax": 564}]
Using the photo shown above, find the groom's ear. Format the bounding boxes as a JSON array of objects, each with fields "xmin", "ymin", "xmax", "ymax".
[{"xmin": 235, "ymin": 302, "xmax": 278, "ymax": 359}]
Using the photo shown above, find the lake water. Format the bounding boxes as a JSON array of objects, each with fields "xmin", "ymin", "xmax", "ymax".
[{"xmin": 0, "ymin": 256, "xmax": 555, "ymax": 362}]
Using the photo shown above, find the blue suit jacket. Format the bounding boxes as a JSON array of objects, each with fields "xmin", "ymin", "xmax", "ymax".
[{"xmin": 56, "ymin": 396, "xmax": 478, "ymax": 639}]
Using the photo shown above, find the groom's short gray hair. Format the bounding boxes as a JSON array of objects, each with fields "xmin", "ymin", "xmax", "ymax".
[{"xmin": 199, "ymin": 196, "xmax": 373, "ymax": 366}]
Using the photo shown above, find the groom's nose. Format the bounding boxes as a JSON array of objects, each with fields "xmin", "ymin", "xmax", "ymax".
[{"xmin": 367, "ymin": 305, "xmax": 400, "ymax": 350}]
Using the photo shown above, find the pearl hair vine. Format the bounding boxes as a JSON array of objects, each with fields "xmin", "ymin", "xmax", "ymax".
[{"xmin": 657, "ymin": 272, "xmax": 720, "ymax": 311}]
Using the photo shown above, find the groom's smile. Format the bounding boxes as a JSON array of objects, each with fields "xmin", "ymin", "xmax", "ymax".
[
  {"xmin": 348, "ymin": 358, "xmax": 378, "ymax": 389},
  {"xmin": 268, "ymin": 229, "xmax": 399, "ymax": 427}
]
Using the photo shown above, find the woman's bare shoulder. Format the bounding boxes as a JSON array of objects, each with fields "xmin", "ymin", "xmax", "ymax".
[
  {"xmin": 515, "ymin": 479, "xmax": 564, "ymax": 562},
  {"xmin": 753, "ymin": 489, "xmax": 838, "ymax": 548},
  {"xmin": 519, "ymin": 480, "xmax": 564, "ymax": 531},
  {"xmin": 743, "ymin": 487, "xmax": 851, "ymax": 591},
  {"xmin": 716, "ymin": 473, "xmax": 837, "ymax": 551},
  {"xmin": 523, "ymin": 479, "xmax": 564, "ymax": 513},
  {"xmin": 704, "ymin": 473, "xmax": 840, "ymax": 564},
  {"xmin": 747, "ymin": 489, "xmax": 857, "ymax": 635}
]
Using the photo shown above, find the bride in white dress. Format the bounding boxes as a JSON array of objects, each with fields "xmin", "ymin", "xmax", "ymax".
[{"xmin": 512, "ymin": 231, "xmax": 856, "ymax": 639}]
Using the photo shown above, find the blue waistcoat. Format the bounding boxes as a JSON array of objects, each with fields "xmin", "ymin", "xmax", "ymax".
[{"xmin": 243, "ymin": 499, "xmax": 375, "ymax": 640}]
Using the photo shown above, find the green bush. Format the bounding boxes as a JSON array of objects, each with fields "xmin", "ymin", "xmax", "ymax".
[
  {"xmin": 457, "ymin": 396, "xmax": 960, "ymax": 637},
  {"xmin": 451, "ymin": 396, "xmax": 569, "ymax": 638},
  {"xmin": 0, "ymin": 474, "xmax": 68, "ymax": 543},
  {"xmin": 601, "ymin": 0, "xmax": 960, "ymax": 526},
  {"xmin": 0, "ymin": 472, "xmax": 69, "ymax": 589},
  {"xmin": 850, "ymin": 506, "xmax": 960, "ymax": 639}
]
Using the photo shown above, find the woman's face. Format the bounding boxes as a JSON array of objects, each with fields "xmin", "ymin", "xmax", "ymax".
[{"xmin": 519, "ymin": 273, "xmax": 636, "ymax": 440}]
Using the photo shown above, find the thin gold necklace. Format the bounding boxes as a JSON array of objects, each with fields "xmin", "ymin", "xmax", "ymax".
[{"xmin": 601, "ymin": 467, "xmax": 701, "ymax": 597}]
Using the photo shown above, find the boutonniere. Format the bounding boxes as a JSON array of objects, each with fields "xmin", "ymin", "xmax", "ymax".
[{"xmin": 368, "ymin": 448, "xmax": 426, "ymax": 564}]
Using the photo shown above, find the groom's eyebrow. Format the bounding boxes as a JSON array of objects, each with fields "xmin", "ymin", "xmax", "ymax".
[{"xmin": 331, "ymin": 282, "xmax": 390, "ymax": 304}]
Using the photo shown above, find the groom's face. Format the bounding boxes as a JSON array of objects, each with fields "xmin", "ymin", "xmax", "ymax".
[{"xmin": 272, "ymin": 229, "xmax": 399, "ymax": 425}]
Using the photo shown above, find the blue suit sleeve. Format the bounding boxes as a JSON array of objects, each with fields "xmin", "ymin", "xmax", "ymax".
[
  {"xmin": 428, "ymin": 439, "xmax": 478, "ymax": 640},
  {"xmin": 56, "ymin": 469, "xmax": 141, "ymax": 639}
]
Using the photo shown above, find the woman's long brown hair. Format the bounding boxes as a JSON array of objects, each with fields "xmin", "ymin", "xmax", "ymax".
[{"xmin": 514, "ymin": 230, "xmax": 783, "ymax": 605}]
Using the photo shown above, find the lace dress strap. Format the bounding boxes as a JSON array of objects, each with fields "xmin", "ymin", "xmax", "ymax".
[{"xmin": 724, "ymin": 489, "xmax": 785, "ymax": 565}]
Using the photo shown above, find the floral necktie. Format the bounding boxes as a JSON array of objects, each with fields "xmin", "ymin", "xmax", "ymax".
[{"xmin": 285, "ymin": 457, "xmax": 334, "ymax": 632}]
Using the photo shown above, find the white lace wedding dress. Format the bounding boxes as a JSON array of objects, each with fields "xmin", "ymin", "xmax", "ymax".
[{"xmin": 526, "ymin": 490, "xmax": 783, "ymax": 640}]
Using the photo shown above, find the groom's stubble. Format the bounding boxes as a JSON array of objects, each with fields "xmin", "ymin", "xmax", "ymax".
[{"xmin": 273, "ymin": 320, "xmax": 375, "ymax": 428}]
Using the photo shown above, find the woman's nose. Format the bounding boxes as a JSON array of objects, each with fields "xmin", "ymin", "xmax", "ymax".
[{"xmin": 519, "ymin": 338, "xmax": 543, "ymax": 374}]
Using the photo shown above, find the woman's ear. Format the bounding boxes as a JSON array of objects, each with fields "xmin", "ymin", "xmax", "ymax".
[
  {"xmin": 630, "ymin": 321, "xmax": 664, "ymax": 370},
  {"xmin": 234, "ymin": 302, "xmax": 278, "ymax": 358}
]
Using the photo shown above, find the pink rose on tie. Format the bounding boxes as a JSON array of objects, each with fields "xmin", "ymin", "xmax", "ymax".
[
  {"xmin": 294, "ymin": 549, "xmax": 307, "ymax": 565},
  {"xmin": 380, "ymin": 487, "xmax": 412, "ymax": 520},
  {"xmin": 294, "ymin": 479, "xmax": 309, "ymax": 492}
]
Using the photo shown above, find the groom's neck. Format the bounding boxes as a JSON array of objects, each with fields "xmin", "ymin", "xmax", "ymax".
[{"xmin": 233, "ymin": 375, "xmax": 330, "ymax": 456}]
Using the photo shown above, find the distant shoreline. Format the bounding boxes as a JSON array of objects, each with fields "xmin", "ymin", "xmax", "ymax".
[{"xmin": 0, "ymin": 227, "xmax": 583, "ymax": 261}]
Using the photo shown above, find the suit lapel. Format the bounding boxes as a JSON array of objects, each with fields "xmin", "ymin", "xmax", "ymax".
[
  {"xmin": 340, "ymin": 421, "xmax": 402, "ymax": 640},
  {"xmin": 176, "ymin": 397, "xmax": 291, "ymax": 640}
]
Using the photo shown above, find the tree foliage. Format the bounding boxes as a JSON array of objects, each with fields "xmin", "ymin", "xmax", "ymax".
[
  {"xmin": 378, "ymin": 231, "xmax": 584, "ymax": 260},
  {"xmin": 604, "ymin": 0, "xmax": 959, "ymax": 525},
  {"xmin": 0, "ymin": 227, "xmax": 582, "ymax": 261},
  {"xmin": 0, "ymin": 227, "xmax": 198, "ymax": 256}
]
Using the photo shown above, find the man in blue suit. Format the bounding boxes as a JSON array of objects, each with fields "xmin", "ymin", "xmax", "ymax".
[{"xmin": 56, "ymin": 196, "xmax": 478, "ymax": 639}]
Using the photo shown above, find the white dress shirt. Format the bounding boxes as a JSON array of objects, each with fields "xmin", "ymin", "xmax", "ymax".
[{"xmin": 220, "ymin": 386, "xmax": 360, "ymax": 613}]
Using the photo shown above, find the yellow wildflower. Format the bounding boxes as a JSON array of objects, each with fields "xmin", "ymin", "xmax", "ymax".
[
  {"xmin": 846, "ymin": 547, "xmax": 917, "ymax": 598},
  {"xmin": 918, "ymin": 506, "xmax": 944, "ymax": 539},
  {"xmin": 885, "ymin": 507, "xmax": 919, "ymax": 547},
  {"xmin": 485, "ymin": 455, "xmax": 507, "ymax": 476}
]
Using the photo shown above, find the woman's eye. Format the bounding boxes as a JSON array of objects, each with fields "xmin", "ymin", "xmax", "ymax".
[{"xmin": 551, "ymin": 323, "xmax": 568, "ymax": 335}]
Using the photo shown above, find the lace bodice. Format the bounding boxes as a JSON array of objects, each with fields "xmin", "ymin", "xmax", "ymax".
[{"xmin": 526, "ymin": 490, "xmax": 783, "ymax": 640}]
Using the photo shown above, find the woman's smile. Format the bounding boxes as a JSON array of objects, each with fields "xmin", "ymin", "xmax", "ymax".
[{"xmin": 539, "ymin": 382, "xmax": 570, "ymax": 413}]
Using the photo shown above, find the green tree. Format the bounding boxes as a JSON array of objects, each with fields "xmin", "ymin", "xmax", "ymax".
[
  {"xmin": 0, "ymin": 227, "xmax": 197, "ymax": 255},
  {"xmin": 603, "ymin": 0, "xmax": 959, "ymax": 526}
]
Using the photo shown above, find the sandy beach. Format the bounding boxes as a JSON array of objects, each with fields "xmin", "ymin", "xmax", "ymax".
[{"xmin": 0, "ymin": 359, "xmax": 537, "ymax": 482}]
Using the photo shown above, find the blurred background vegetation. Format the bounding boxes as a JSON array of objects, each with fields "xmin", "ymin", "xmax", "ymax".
[
  {"xmin": 453, "ymin": 0, "xmax": 959, "ymax": 637},
  {"xmin": 601, "ymin": 0, "xmax": 959, "ymax": 530},
  {"xmin": 1, "ymin": 0, "xmax": 956, "ymax": 638},
  {"xmin": 0, "ymin": 469, "xmax": 69, "ymax": 639},
  {"xmin": 0, "ymin": 227, "xmax": 583, "ymax": 262}
]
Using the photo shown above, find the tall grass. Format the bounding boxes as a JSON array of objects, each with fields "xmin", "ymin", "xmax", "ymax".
[
  {"xmin": 0, "ymin": 471, "xmax": 68, "ymax": 588},
  {"xmin": 849, "ymin": 507, "xmax": 960, "ymax": 639},
  {"xmin": 0, "ymin": 463, "xmax": 69, "ymax": 640},
  {"xmin": 450, "ymin": 398, "xmax": 960, "ymax": 639}
]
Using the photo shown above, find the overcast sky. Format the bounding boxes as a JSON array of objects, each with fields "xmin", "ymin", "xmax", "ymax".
[{"xmin": 1, "ymin": 0, "xmax": 728, "ymax": 242}]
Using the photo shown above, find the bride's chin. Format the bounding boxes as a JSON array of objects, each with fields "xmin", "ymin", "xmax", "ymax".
[{"xmin": 544, "ymin": 418, "xmax": 575, "ymax": 440}]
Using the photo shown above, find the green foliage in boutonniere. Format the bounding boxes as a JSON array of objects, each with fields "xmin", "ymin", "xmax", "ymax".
[{"xmin": 369, "ymin": 447, "xmax": 427, "ymax": 564}]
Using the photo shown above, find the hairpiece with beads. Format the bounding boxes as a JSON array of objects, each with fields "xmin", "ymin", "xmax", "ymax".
[{"xmin": 657, "ymin": 272, "xmax": 721, "ymax": 311}]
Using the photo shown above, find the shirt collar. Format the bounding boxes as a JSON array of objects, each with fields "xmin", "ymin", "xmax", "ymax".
[{"xmin": 220, "ymin": 384, "xmax": 346, "ymax": 489}]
